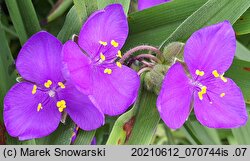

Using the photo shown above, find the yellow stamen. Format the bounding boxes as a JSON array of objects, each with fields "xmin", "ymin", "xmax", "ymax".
[
  {"xmin": 44, "ymin": 80, "xmax": 52, "ymax": 88},
  {"xmin": 201, "ymin": 86, "xmax": 207, "ymax": 93},
  {"xmin": 198, "ymin": 92, "xmax": 203, "ymax": 100},
  {"xmin": 100, "ymin": 53, "xmax": 106, "ymax": 61},
  {"xmin": 212, "ymin": 70, "xmax": 227, "ymax": 83},
  {"xmin": 32, "ymin": 85, "xmax": 37, "ymax": 94},
  {"xmin": 58, "ymin": 82, "xmax": 65, "ymax": 89},
  {"xmin": 198, "ymin": 86, "xmax": 207, "ymax": 100},
  {"xmin": 220, "ymin": 93, "xmax": 226, "ymax": 97},
  {"xmin": 37, "ymin": 103, "xmax": 42, "ymax": 112},
  {"xmin": 56, "ymin": 100, "xmax": 66, "ymax": 112},
  {"xmin": 111, "ymin": 40, "xmax": 119, "ymax": 47},
  {"xmin": 195, "ymin": 70, "xmax": 204, "ymax": 76},
  {"xmin": 220, "ymin": 75, "xmax": 228, "ymax": 83},
  {"xmin": 117, "ymin": 50, "xmax": 122, "ymax": 58},
  {"xmin": 212, "ymin": 70, "xmax": 220, "ymax": 78},
  {"xmin": 116, "ymin": 61, "xmax": 122, "ymax": 68},
  {"xmin": 104, "ymin": 68, "xmax": 112, "ymax": 74},
  {"xmin": 99, "ymin": 40, "xmax": 107, "ymax": 46}
]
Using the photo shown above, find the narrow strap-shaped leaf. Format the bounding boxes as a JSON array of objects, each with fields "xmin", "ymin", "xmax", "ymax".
[
  {"xmin": 126, "ymin": 87, "xmax": 160, "ymax": 145},
  {"xmin": 232, "ymin": 110, "xmax": 250, "ymax": 144},
  {"xmin": 182, "ymin": 121, "xmax": 222, "ymax": 145},
  {"xmin": 73, "ymin": 130, "xmax": 96, "ymax": 145},
  {"xmin": 47, "ymin": 0, "xmax": 73, "ymax": 23},
  {"xmin": 17, "ymin": 0, "xmax": 41, "ymax": 37},
  {"xmin": 160, "ymin": 0, "xmax": 250, "ymax": 49},
  {"xmin": 73, "ymin": 0, "xmax": 98, "ymax": 21},
  {"xmin": 123, "ymin": 0, "xmax": 207, "ymax": 50},
  {"xmin": 233, "ymin": 9, "xmax": 250, "ymax": 35},
  {"xmin": 5, "ymin": 0, "xmax": 28, "ymax": 44}
]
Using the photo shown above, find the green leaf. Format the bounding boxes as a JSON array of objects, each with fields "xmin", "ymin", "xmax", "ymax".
[
  {"xmin": 47, "ymin": 0, "xmax": 73, "ymax": 22},
  {"xmin": 97, "ymin": 0, "xmax": 131, "ymax": 14},
  {"xmin": 106, "ymin": 106, "xmax": 137, "ymax": 145},
  {"xmin": 5, "ymin": 0, "xmax": 28, "ymax": 44},
  {"xmin": 232, "ymin": 110, "xmax": 250, "ymax": 144},
  {"xmin": 16, "ymin": 0, "xmax": 41, "ymax": 37},
  {"xmin": 123, "ymin": 0, "xmax": 207, "ymax": 50},
  {"xmin": 126, "ymin": 87, "xmax": 160, "ymax": 145},
  {"xmin": 73, "ymin": 0, "xmax": 98, "ymax": 22},
  {"xmin": 73, "ymin": 130, "xmax": 95, "ymax": 145},
  {"xmin": 182, "ymin": 121, "xmax": 221, "ymax": 145},
  {"xmin": 160, "ymin": 0, "xmax": 250, "ymax": 49},
  {"xmin": 233, "ymin": 9, "xmax": 250, "ymax": 35},
  {"xmin": 57, "ymin": 6, "xmax": 82, "ymax": 43},
  {"xmin": 226, "ymin": 59, "xmax": 250, "ymax": 105}
]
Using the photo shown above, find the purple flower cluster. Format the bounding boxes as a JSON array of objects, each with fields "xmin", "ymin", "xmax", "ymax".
[
  {"xmin": 4, "ymin": 4, "xmax": 140, "ymax": 140},
  {"xmin": 3, "ymin": 3, "xmax": 248, "ymax": 141}
]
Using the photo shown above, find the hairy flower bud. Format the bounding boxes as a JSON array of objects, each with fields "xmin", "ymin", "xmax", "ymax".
[
  {"xmin": 162, "ymin": 42, "xmax": 185, "ymax": 64},
  {"xmin": 144, "ymin": 64, "xmax": 169, "ymax": 94}
]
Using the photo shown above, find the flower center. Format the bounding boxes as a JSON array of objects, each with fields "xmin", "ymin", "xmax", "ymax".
[
  {"xmin": 32, "ymin": 80, "xmax": 66, "ymax": 112},
  {"xmin": 48, "ymin": 90, "xmax": 56, "ymax": 97},
  {"xmin": 192, "ymin": 69, "xmax": 228, "ymax": 104},
  {"xmin": 93, "ymin": 40, "xmax": 123, "ymax": 75}
]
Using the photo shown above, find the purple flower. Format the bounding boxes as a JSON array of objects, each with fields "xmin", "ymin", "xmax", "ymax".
[
  {"xmin": 4, "ymin": 31, "xmax": 104, "ymax": 140},
  {"xmin": 62, "ymin": 4, "xmax": 140, "ymax": 116},
  {"xmin": 157, "ymin": 21, "xmax": 248, "ymax": 129},
  {"xmin": 138, "ymin": 0, "xmax": 171, "ymax": 10}
]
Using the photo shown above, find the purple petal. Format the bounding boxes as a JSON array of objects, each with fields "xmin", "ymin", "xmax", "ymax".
[
  {"xmin": 62, "ymin": 41, "xmax": 93, "ymax": 95},
  {"xmin": 184, "ymin": 21, "xmax": 236, "ymax": 79},
  {"xmin": 57, "ymin": 83, "xmax": 104, "ymax": 130},
  {"xmin": 4, "ymin": 82, "xmax": 61, "ymax": 140},
  {"xmin": 194, "ymin": 78, "xmax": 248, "ymax": 128},
  {"xmin": 78, "ymin": 4, "xmax": 128, "ymax": 59},
  {"xmin": 90, "ymin": 65, "xmax": 140, "ymax": 116},
  {"xmin": 16, "ymin": 31, "xmax": 64, "ymax": 84},
  {"xmin": 138, "ymin": 0, "xmax": 171, "ymax": 10},
  {"xmin": 157, "ymin": 63, "xmax": 193, "ymax": 129}
]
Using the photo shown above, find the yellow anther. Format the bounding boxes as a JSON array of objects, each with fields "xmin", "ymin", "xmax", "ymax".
[
  {"xmin": 116, "ymin": 61, "xmax": 122, "ymax": 68},
  {"xmin": 198, "ymin": 86, "xmax": 207, "ymax": 100},
  {"xmin": 99, "ymin": 40, "xmax": 107, "ymax": 46},
  {"xmin": 100, "ymin": 53, "xmax": 106, "ymax": 61},
  {"xmin": 117, "ymin": 50, "xmax": 122, "ymax": 58},
  {"xmin": 56, "ymin": 100, "xmax": 66, "ymax": 112},
  {"xmin": 198, "ymin": 92, "xmax": 203, "ymax": 100},
  {"xmin": 220, "ymin": 93, "xmax": 226, "ymax": 97},
  {"xmin": 111, "ymin": 40, "xmax": 119, "ymax": 47},
  {"xmin": 201, "ymin": 86, "xmax": 207, "ymax": 94},
  {"xmin": 44, "ymin": 80, "xmax": 52, "ymax": 88},
  {"xmin": 212, "ymin": 70, "xmax": 220, "ymax": 78},
  {"xmin": 220, "ymin": 75, "xmax": 228, "ymax": 83},
  {"xmin": 32, "ymin": 85, "xmax": 37, "ymax": 94},
  {"xmin": 104, "ymin": 68, "xmax": 112, "ymax": 74},
  {"xmin": 212, "ymin": 70, "xmax": 227, "ymax": 83},
  {"xmin": 37, "ymin": 103, "xmax": 43, "ymax": 112},
  {"xmin": 195, "ymin": 70, "xmax": 204, "ymax": 76},
  {"xmin": 58, "ymin": 82, "xmax": 65, "ymax": 89}
]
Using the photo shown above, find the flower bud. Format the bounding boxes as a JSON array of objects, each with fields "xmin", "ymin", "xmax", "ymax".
[
  {"xmin": 162, "ymin": 42, "xmax": 185, "ymax": 64},
  {"xmin": 144, "ymin": 64, "xmax": 170, "ymax": 94}
]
